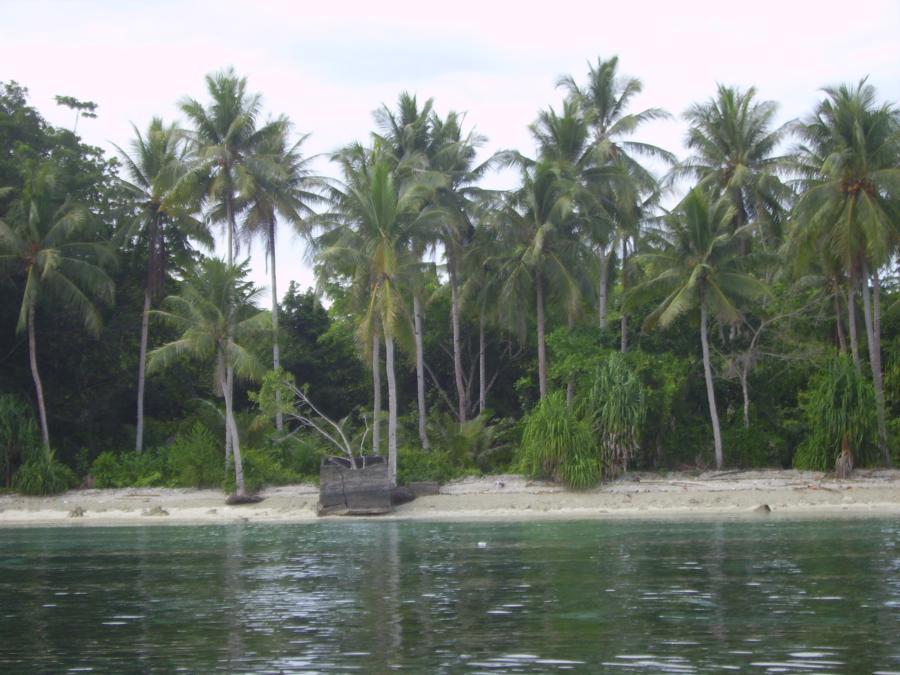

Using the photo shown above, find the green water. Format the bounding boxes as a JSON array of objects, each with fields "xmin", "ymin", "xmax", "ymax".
[{"xmin": 1, "ymin": 518, "xmax": 898, "ymax": 673}]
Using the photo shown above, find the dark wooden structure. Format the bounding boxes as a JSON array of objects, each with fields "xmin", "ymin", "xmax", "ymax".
[{"xmin": 317, "ymin": 456, "xmax": 392, "ymax": 516}]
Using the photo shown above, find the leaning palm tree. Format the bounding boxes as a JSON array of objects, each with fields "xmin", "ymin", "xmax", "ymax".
[
  {"xmin": 630, "ymin": 187, "xmax": 768, "ymax": 469},
  {"xmin": 789, "ymin": 78, "xmax": 900, "ymax": 463},
  {"xmin": 114, "ymin": 118, "xmax": 210, "ymax": 452},
  {"xmin": 148, "ymin": 258, "xmax": 266, "ymax": 498},
  {"xmin": 0, "ymin": 164, "xmax": 114, "ymax": 449}
]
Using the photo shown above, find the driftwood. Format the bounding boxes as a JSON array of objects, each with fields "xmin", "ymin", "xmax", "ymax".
[{"xmin": 317, "ymin": 456, "xmax": 392, "ymax": 516}]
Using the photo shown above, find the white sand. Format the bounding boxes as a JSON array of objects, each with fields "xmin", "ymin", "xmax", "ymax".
[{"xmin": 1, "ymin": 469, "xmax": 898, "ymax": 527}]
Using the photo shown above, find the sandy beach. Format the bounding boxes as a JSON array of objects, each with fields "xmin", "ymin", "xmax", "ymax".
[{"xmin": 1, "ymin": 469, "xmax": 898, "ymax": 527}]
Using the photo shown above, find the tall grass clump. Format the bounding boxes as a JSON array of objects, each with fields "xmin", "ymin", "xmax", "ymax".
[
  {"xmin": 793, "ymin": 355, "xmax": 877, "ymax": 474},
  {"xmin": 579, "ymin": 353, "xmax": 646, "ymax": 477},
  {"xmin": 13, "ymin": 445, "xmax": 77, "ymax": 495},
  {"xmin": 0, "ymin": 394, "xmax": 40, "ymax": 488},
  {"xmin": 519, "ymin": 391, "xmax": 599, "ymax": 489}
]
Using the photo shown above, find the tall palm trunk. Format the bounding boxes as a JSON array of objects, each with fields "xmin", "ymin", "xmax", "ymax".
[
  {"xmin": 413, "ymin": 293, "xmax": 429, "ymax": 449},
  {"xmin": 535, "ymin": 268, "xmax": 548, "ymax": 400},
  {"xmin": 847, "ymin": 281, "xmax": 860, "ymax": 372},
  {"xmin": 224, "ymin": 197, "xmax": 236, "ymax": 463},
  {"xmin": 372, "ymin": 331, "xmax": 381, "ymax": 456},
  {"xmin": 385, "ymin": 334, "xmax": 398, "ymax": 487},
  {"xmin": 620, "ymin": 240, "xmax": 628, "ymax": 352},
  {"xmin": 268, "ymin": 219, "xmax": 283, "ymax": 431},
  {"xmin": 27, "ymin": 305, "xmax": 50, "ymax": 449},
  {"xmin": 219, "ymin": 354, "xmax": 245, "ymax": 496},
  {"xmin": 566, "ymin": 312, "xmax": 575, "ymax": 407},
  {"xmin": 135, "ymin": 290, "xmax": 151, "ymax": 452},
  {"xmin": 700, "ymin": 302, "xmax": 724, "ymax": 469},
  {"xmin": 478, "ymin": 308, "xmax": 486, "ymax": 414},
  {"xmin": 860, "ymin": 262, "xmax": 889, "ymax": 464},
  {"xmin": 833, "ymin": 291, "xmax": 847, "ymax": 353},
  {"xmin": 872, "ymin": 268, "xmax": 889, "ymax": 466},
  {"xmin": 598, "ymin": 247, "xmax": 609, "ymax": 330},
  {"xmin": 449, "ymin": 259, "xmax": 467, "ymax": 422}
]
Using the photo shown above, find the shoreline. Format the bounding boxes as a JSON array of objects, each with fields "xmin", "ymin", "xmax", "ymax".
[{"xmin": 1, "ymin": 469, "xmax": 898, "ymax": 528}]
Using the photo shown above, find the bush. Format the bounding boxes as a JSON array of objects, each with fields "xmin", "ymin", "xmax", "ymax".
[
  {"xmin": 397, "ymin": 447, "xmax": 462, "ymax": 484},
  {"xmin": 274, "ymin": 435, "xmax": 329, "ymax": 481},
  {"xmin": 427, "ymin": 412, "xmax": 517, "ymax": 473},
  {"xmin": 167, "ymin": 423, "xmax": 223, "ymax": 488},
  {"xmin": 793, "ymin": 355, "xmax": 878, "ymax": 471},
  {"xmin": 228, "ymin": 447, "xmax": 299, "ymax": 494},
  {"xmin": 13, "ymin": 446, "xmax": 77, "ymax": 495},
  {"xmin": 0, "ymin": 394, "xmax": 40, "ymax": 487},
  {"xmin": 519, "ymin": 391, "xmax": 600, "ymax": 488},
  {"xmin": 724, "ymin": 424, "xmax": 789, "ymax": 468},
  {"xmin": 90, "ymin": 449, "xmax": 167, "ymax": 488}
]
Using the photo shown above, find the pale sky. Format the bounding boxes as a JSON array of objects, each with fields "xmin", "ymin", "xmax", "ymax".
[{"xmin": 3, "ymin": 0, "xmax": 898, "ymax": 305}]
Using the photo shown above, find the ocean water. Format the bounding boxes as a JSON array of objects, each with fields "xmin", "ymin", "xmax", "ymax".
[{"xmin": 1, "ymin": 517, "xmax": 898, "ymax": 672}]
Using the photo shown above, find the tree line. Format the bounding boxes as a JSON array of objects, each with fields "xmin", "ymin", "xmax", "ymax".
[{"xmin": 1, "ymin": 57, "xmax": 897, "ymax": 496}]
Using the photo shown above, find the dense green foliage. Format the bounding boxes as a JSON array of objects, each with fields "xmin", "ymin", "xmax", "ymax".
[{"xmin": 0, "ymin": 65, "xmax": 897, "ymax": 494}]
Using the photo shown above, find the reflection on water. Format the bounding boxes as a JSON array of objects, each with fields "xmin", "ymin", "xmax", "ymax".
[{"xmin": 1, "ymin": 518, "xmax": 899, "ymax": 672}]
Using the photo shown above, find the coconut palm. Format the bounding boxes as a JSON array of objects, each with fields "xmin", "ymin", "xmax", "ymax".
[
  {"xmin": 0, "ymin": 164, "xmax": 114, "ymax": 449},
  {"xmin": 114, "ymin": 118, "xmax": 210, "ymax": 452},
  {"xmin": 497, "ymin": 161, "xmax": 587, "ymax": 400},
  {"xmin": 678, "ymin": 85, "xmax": 792, "ymax": 252},
  {"xmin": 630, "ymin": 187, "xmax": 768, "ymax": 469},
  {"xmin": 148, "ymin": 258, "xmax": 266, "ymax": 497},
  {"xmin": 179, "ymin": 68, "xmax": 288, "ymax": 456},
  {"xmin": 790, "ymin": 79, "xmax": 900, "ymax": 462},
  {"xmin": 240, "ymin": 128, "xmax": 321, "ymax": 431},
  {"xmin": 316, "ymin": 145, "xmax": 436, "ymax": 485}
]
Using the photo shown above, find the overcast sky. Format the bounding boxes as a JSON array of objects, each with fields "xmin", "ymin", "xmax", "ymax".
[{"xmin": 3, "ymin": 0, "xmax": 898, "ymax": 304}]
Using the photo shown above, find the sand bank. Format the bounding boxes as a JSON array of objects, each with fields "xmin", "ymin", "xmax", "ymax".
[{"xmin": 1, "ymin": 469, "xmax": 898, "ymax": 527}]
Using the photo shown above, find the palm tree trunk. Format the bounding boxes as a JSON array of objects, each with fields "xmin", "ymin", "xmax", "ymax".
[
  {"xmin": 598, "ymin": 246, "xmax": 609, "ymax": 330},
  {"xmin": 566, "ymin": 312, "xmax": 575, "ymax": 408},
  {"xmin": 700, "ymin": 303, "xmax": 724, "ymax": 469},
  {"xmin": 833, "ymin": 291, "xmax": 846, "ymax": 353},
  {"xmin": 385, "ymin": 334, "xmax": 398, "ymax": 487},
  {"xmin": 413, "ymin": 293, "xmax": 429, "ymax": 449},
  {"xmin": 269, "ymin": 220, "xmax": 283, "ymax": 432},
  {"xmin": 27, "ymin": 305, "xmax": 50, "ymax": 449},
  {"xmin": 620, "ymin": 240, "xmax": 628, "ymax": 353},
  {"xmin": 220, "ymin": 355, "xmax": 245, "ymax": 496},
  {"xmin": 536, "ymin": 268, "xmax": 548, "ymax": 400},
  {"xmin": 372, "ymin": 331, "xmax": 381, "ymax": 456},
  {"xmin": 847, "ymin": 282, "xmax": 860, "ymax": 372},
  {"xmin": 224, "ymin": 197, "xmax": 236, "ymax": 460},
  {"xmin": 449, "ymin": 261, "xmax": 467, "ymax": 422},
  {"xmin": 135, "ymin": 290, "xmax": 151, "ymax": 452},
  {"xmin": 479, "ymin": 308, "xmax": 486, "ymax": 414},
  {"xmin": 872, "ymin": 268, "xmax": 889, "ymax": 467},
  {"xmin": 860, "ymin": 262, "xmax": 889, "ymax": 465},
  {"xmin": 740, "ymin": 361, "xmax": 750, "ymax": 430}
]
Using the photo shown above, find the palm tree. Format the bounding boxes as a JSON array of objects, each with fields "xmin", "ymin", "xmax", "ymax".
[
  {"xmin": 114, "ymin": 118, "xmax": 210, "ymax": 452},
  {"xmin": 678, "ymin": 85, "xmax": 792, "ymax": 252},
  {"xmin": 316, "ymin": 146, "xmax": 435, "ymax": 485},
  {"xmin": 631, "ymin": 187, "xmax": 767, "ymax": 469},
  {"xmin": 790, "ymin": 79, "xmax": 900, "ymax": 463},
  {"xmin": 240, "ymin": 128, "xmax": 321, "ymax": 431},
  {"xmin": 148, "ymin": 258, "xmax": 266, "ymax": 497},
  {"xmin": 0, "ymin": 164, "xmax": 114, "ymax": 448},
  {"xmin": 497, "ymin": 161, "xmax": 585, "ymax": 400},
  {"xmin": 179, "ymin": 68, "xmax": 287, "ymax": 457},
  {"xmin": 558, "ymin": 56, "xmax": 673, "ymax": 339}
]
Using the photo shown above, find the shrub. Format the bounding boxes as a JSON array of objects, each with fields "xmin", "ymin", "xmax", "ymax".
[
  {"xmin": 427, "ymin": 412, "xmax": 516, "ymax": 473},
  {"xmin": 578, "ymin": 353, "xmax": 646, "ymax": 477},
  {"xmin": 724, "ymin": 424, "xmax": 789, "ymax": 468},
  {"xmin": 13, "ymin": 446, "xmax": 77, "ymax": 495},
  {"xmin": 0, "ymin": 394, "xmax": 40, "ymax": 487},
  {"xmin": 167, "ymin": 423, "xmax": 223, "ymax": 488},
  {"xmin": 519, "ymin": 391, "xmax": 600, "ymax": 488},
  {"xmin": 397, "ymin": 447, "xmax": 461, "ymax": 484},
  {"xmin": 90, "ymin": 449, "xmax": 167, "ymax": 488},
  {"xmin": 793, "ymin": 355, "xmax": 878, "ymax": 471},
  {"xmin": 228, "ymin": 447, "xmax": 299, "ymax": 494}
]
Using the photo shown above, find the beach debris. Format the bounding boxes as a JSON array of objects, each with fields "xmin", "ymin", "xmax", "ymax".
[
  {"xmin": 68, "ymin": 506, "xmax": 85, "ymax": 518},
  {"xmin": 753, "ymin": 504, "xmax": 771, "ymax": 514},
  {"xmin": 141, "ymin": 505, "xmax": 169, "ymax": 517},
  {"xmin": 226, "ymin": 494, "xmax": 264, "ymax": 505},
  {"xmin": 390, "ymin": 486, "xmax": 416, "ymax": 505},
  {"xmin": 494, "ymin": 481, "xmax": 505, "ymax": 489},
  {"xmin": 477, "ymin": 542, "xmax": 488, "ymax": 549}
]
